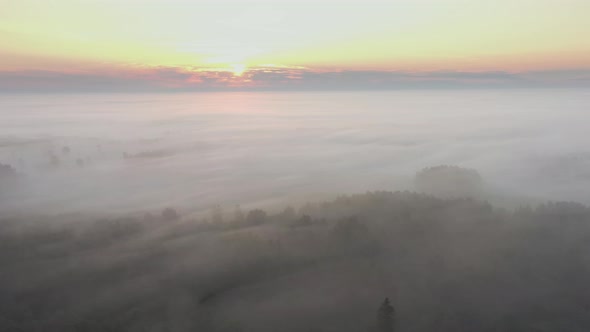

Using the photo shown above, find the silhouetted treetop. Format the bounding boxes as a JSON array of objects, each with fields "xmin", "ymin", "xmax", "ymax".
[
  {"xmin": 377, "ymin": 297, "xmax": 395, "ymax": 332},
  {"xmin": 415, "ymin": 165, "xmax": 484, "ymax": 198},
  {"xmin": 161, "ymin": 207, "xmax": 180, "ymax": 221}
]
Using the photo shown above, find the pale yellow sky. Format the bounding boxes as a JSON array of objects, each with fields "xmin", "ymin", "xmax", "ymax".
[{"xmin": 1, "ymin": 0, "xmax": 589, "ymax": 73}]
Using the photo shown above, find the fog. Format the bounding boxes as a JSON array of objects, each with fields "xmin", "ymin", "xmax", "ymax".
[
  {"xmin": 2, "ymin": 89, "xmax": 590, "ymax": 215},
  {"xmin": 2, "ymin": 89, "xmax": 590, "ymax": 331}
]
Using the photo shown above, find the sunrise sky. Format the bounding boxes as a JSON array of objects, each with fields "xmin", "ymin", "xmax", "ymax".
[{"xmin": 1, "ymin": 0, "xmax": 589, "ymax": 91}]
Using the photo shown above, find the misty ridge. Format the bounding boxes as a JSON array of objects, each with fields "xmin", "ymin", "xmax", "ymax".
[
  {"xmin": 2, "ymin": 90, "xmax": 590, "ymax": 331},
  {"xmin": 2, "ymin": 165, "xmax": 590, "ymax": 331}
]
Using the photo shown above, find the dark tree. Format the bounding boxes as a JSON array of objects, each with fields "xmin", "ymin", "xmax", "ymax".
[
  {"xmin": 333, "ymin": 216, "xmax": 368, "ymax": 242},
  {"xmin": 415, "ymin": 165, "xmax": 484, "ymax": 198},
  {"xmin": 246, "ymin": 209, "xmax": 267, "ymax": 225},
  {"xmin": 377, "ymin": 298, "xmax": 395, "ymax": 332},
  {"xmin": 161, "ymin": 207, "xmax": 180, "ymax": 221},
  {"xmin": 0, "ymin": 163, "xmax": 17, "ymax": 179},
  {"xmin": 279, "ymin": 206, "xmax": 296, "ymax": 221},
  {"xmin": 296, "ymin": 214, "xmax": 312, "ymax": 226}
]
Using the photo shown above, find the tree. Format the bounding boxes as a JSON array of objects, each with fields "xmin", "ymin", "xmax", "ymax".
[
  {"xmin": 246, "ymin": 209, "xmax": 267, "ymax": 225},
  {"xmin": 161, "ymin": 207, "xmax": 180, "ymax": 221},
  {"xmin": 0, "ymin": 163, "xmax": 17, "ymax": 178},
  {"xmin": 294, "ymin": 214, "xmax": 312, "ymax": 227},
  {"xmin": 377, "ymin": 298, "xmax": 395, "ymax": 332},
  {"xmin": 333, "ymin": 216, "xmax": 368, "ymax": 242},
  {"xmin": 415, "ymin": 165, "xmax": 484, "ymax": 198},
  {"xmin": 279, "ymin": 206, "xmax": 296, "ymax": 221}
]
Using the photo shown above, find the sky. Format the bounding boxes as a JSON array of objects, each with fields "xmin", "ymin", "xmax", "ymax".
[{"xmin": 1, "ymin": 0, "xmax": 589, "ymax": 91}]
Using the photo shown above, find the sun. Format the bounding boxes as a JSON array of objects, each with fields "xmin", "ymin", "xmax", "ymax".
[{"xmin": 230, "ymin": 64, "xmax": 247, "ymax": 76}]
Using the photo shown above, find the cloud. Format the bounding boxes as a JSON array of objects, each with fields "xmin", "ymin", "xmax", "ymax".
[{"xmin": 1, "ymin": 66, "xmax": 589, "ymax": 92}]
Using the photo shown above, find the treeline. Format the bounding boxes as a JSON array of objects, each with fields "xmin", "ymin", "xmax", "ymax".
[{"xmin": 1, "ymin": 191, "xmax": 590, "ymax": 331}]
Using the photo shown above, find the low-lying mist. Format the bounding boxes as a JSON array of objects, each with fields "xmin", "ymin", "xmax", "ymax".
[
  {"xmin": 1, "ymin": 89, "xmax": 590, "ymax": 215},
  {"xmin": 2, "ymin": 89, "xmax": 590, "ymax": 331}
]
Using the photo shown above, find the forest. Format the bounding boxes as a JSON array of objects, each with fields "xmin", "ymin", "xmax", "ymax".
[{"xmin": 1, "ymin": 167, "xmax": 590, "ymax": 331}]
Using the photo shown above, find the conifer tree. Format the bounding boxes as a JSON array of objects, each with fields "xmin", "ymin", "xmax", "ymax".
[{"xmin": 377, "ymin": 297, "xmax": 395, "ymax": 332}]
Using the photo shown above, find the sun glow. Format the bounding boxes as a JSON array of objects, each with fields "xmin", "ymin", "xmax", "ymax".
[
  {"xmin": 231, "ymin": 64, "xmax": 247, "ymax": 76},
  {"xmin": 0, "ymin": 0, "xmax": 588, "ymax": 81}
]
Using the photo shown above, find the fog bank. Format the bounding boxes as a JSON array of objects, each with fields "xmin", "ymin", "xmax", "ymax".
[{"xmin": 1, "ymin": 89, "xmax": 590, "ymax": 215}]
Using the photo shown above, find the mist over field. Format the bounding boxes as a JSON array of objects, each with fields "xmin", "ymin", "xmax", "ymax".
[
  {"xmin": 3, "ymin": 0, "xmax": 590, "ymax": 329},
  {"xmin": 2, "ymin": 89, "xmax": 590, "ymax": 332},
  {"xmin": 2, "ymin": 89, "xmax": 590, "ymax": 215}
]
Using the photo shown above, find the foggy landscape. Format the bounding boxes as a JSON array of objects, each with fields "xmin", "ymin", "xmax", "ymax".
[
  {"xmin": 3, "ymin": 0, "xmax": 590, "ymax": 331},
  {"xmin": 2, "ymin": 89, "xmax": 590, "ymax": 215},
  {"xmin": 2, "ymin": 89, "xmax": 590, "ymax": 331}
]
